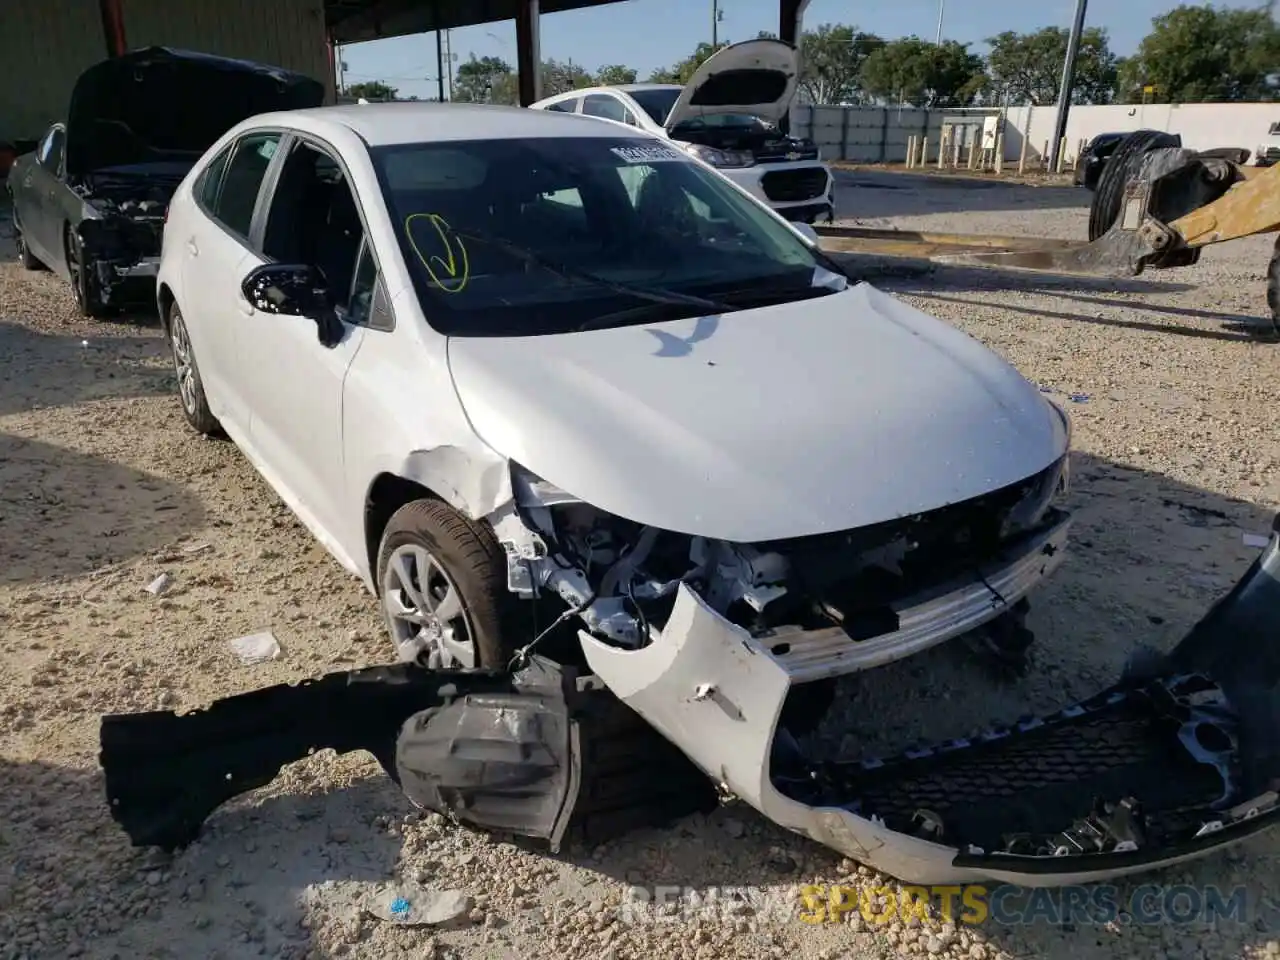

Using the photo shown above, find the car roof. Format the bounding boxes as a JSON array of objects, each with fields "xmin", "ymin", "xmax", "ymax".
[{"xmin": 241, "ymin": 101, "xmax": 659, "ymax": 147}]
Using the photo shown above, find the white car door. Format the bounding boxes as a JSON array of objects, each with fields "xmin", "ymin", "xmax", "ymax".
[
  {"xmin": 234, "ymin": 135, "xmax": 370, "ymax": 546},
  {"xmin": 180, "ymin": 130, "xmax": 283, "ymax": 433}
]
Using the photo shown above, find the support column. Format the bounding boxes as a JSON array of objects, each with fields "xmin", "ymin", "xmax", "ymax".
[
  {"xmin": 98, "ymin": 0, "xmax": 128, "ymax": 58},
  {"xmin": 515, "ymin": 0, "xmax": 542, "ymax": 107},
  {"xmin": 777, "ymin": 0, "xmax": 810, "ymax": 134}
]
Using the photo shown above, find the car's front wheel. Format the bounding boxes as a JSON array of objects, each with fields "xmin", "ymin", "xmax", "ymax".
[
  {"xmin": 167, "ymin": 302, "xmax": 221, "ymax": 436},
  {"xmin": 65, "ymin": 226, "xmax": 111, "ymax": 317},
  {"xmin": 377, "ymin": 498, "xmax": 519, "ymax": 668}
]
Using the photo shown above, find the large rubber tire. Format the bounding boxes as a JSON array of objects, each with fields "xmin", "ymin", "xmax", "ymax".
[
  {"xmin": 1088, "ymin": 130, "xmax": 1181, "ymax": 241},
  {"xmin": 167, "ymin": 301, "xmax": 222, "ymax": 436},
  {"xmin": 65, "ymin": 225, "xmax": 112, "ymax": 318},
  {"xmin": 376, "ymin": 498, "xmax": 521, "ymax": 668}
]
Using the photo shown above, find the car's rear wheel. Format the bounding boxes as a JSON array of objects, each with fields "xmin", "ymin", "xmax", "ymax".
[
  {"xmin": 13, "ymin": 213, "xmax": 46, "ymax": 270},
  {"xmin": 167, "ymin": 302, "xmax": 222, "ymax": 436},
  {"xmin": 65, "ymin": 225, "xmax": 111, "ymax": 317},
  {"xmin": 377, "ymin": 498, "xmax": 520, "ymax": 668}
]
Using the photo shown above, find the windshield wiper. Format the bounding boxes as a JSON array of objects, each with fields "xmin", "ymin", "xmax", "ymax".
[{"xmin": 443, "ymin": 228, "xmax": 733, "ymax": 320}]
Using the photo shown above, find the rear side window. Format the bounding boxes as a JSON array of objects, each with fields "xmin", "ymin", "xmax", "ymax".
[
  {"xmin": 544, "ymin": 98, "xmax": 580, "ymax": 113},
  {"xmin": 196, "ymin": 145, "xmax": 232, "ymax": 209},
  {"xmin": 204, "ymin": 132, "xmax": 281, "ymax": 240}
]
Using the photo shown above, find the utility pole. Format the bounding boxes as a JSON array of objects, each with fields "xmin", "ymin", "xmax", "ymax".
[
  {"xmin": 712, "ymin": 0, "xmax": 719, "ymax": 47},
  {"xmin": 935, "ymin": 0, "xmax": 945, "ymax": 44},
  {"xmin": 1048, "ymin": 0, "xmax": 1088, "ymax": 174},
  {"xmin": 434, "ymin": 30, "xmax": 444, "ymax": 101},
  {"xmin": 444, "ymin": 28, "xmax": 454, "ymax": 99}
]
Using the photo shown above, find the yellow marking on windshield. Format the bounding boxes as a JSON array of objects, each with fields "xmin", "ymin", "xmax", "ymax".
[{"xmin": 405, "ymin": 213, "xmax": 470, "ymax": 293}]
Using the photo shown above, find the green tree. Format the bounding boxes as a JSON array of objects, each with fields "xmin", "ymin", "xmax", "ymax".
[
  {"xmin": 1118, "ymin": 5, "xmax": 1280, "ymax": 103},
  {"xmin": 859, "ymin": 38, "xmax": 986, "ymax": 107},
  {"xmin": 452, "ymin": 55, "xmax": 514, "ymax": 103},
  {"xmin": 541, "ymin": 58, "xmax": 594, "ymax": 96},
  {"xmin": 595, "ymin": 63, "xmax": 638, "ymax": 86},
  {"xmin": 985, "ymin": 26, "xmax": 1119, "ymax": 105},
  {"xmin": 344, "ymin": 80, "xmax": 397, "ymax": 100},
  {"xmin": 798, "ymin": 23, "xmax": 883, "ymax": 105},
  {"xmin": 648, "ymin": 42, "xmax": 726, "ymax": 84}
]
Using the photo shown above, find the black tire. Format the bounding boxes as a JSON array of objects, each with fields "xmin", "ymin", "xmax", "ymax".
[
  {"xmin": 376, "ymin": 498, "xmax": 520, "ymax": 668},
  {"xmin": 167, "ymin": 301, "xmax": 222, "ymax": 436},
  {"xmin": 12, "ymin": 212, "xmax": 46, "ymax": 270},
  {"xmin": 1088, "ymin": 130, "xmax": 1181, "ymax": 241},
  {"xmin": 65, "ymin": 225, "xmax": 112, "ymax": 317},
  {"xmin": 1265, "ymin": 234, "xmax": 1280, "ymax": 336}
]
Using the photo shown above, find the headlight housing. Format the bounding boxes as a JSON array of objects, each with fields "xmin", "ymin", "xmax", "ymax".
[{"xmin": 684, "ymin": 143, "xmax": 755, "ymax": 168}]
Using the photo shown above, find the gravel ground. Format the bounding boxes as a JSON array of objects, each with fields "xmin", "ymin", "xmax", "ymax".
[{"xmin": 3, "ymin": 173, "xmax": 1280, "ymax": 960}]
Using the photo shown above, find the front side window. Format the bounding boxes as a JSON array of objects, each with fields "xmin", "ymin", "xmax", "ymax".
[
  {"xmin": 371, "ymin": 136, "xmax": 834, "ymax": 337},
  {"xmin": 262, "ymin": 138, "xmax": 370, "ymax": 320},
  {"xmin": 196, "ymin": 144, "xmax": 232, "ymax": 210},
  {"xmin": 208, "ymin": 132, "xmax": 281, "ymax": 239}
]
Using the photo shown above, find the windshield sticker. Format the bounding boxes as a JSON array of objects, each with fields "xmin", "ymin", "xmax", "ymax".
[
  {"xmin": 610, "ymin": 144, "xmax": 686, "ymax": 164},
  {"xmin": 405, "ymin": 213, "xmax": 470, "ymax": 293}
]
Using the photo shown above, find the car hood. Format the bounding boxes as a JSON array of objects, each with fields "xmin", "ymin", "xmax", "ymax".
[
  {"xmin": 65, "ymin": 47, "xmax": 325, "ymax": 177},
  {"xmin": 664, "ymin": 38, "xmax": 800, "ymax": 131},
  {"xmin": 446, "ymin": 284, "xmax": 1069, "ymax": 543}
]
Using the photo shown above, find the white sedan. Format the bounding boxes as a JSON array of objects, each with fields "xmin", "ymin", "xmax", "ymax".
[
  {"xmin": 531, "ymin": 39, "xmax": 835, "ymax": 224},
  {"xmin": 156, "ymin": 101, "xmax": 1111, "ymax": 884}
]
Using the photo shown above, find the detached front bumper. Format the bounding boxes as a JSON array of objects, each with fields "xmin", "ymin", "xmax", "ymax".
[{"xmin": 580, "ymin": 514, "xmax": 1280, "ymax": 886}]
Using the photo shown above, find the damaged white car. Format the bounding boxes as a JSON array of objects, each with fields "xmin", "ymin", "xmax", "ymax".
[{"xmin": 112, "ymin": 100, "xmax": 1279, "ymax": 887}]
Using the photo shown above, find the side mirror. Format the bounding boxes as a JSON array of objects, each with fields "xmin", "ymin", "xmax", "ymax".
[
  {"xmin": 241, "ymin": 263, "xmax": 344, "ymax": 348},
  {"xmin": 793, "ymin": 221, "xmax": 819, "ymax": 244},
  {"xmin": 241, "ymin": 262, "xmax": 328, "ymax": 316}
]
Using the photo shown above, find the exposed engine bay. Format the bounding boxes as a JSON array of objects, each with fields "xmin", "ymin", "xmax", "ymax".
[
  {"xmin": 490, "ymin": 457, "xmax": 1068, "ymax": 659},
  {"xmin": 72, "ymin": 170, "xmax": 185, "ymax": 300},
  {"xmin": 670, "ymin": 120, "xmax": 820, "ymax": 163}
]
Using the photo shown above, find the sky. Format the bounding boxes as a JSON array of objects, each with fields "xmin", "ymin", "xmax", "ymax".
[{"xmin": 337, "ymin": 0, "xmax": 1268, "ymax": 101}]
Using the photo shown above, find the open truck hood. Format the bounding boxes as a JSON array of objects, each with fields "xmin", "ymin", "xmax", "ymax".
[
  {"xmin": 664, "ymin": 38, "xmax": 800, "ymax": 131},
  {"xmin": 65, "ymin": 47, "xmax": 325, "ymax": 177},
  {"xmin": 445, "ymin": 283, "xmax": 1069, "ymax": 542}
]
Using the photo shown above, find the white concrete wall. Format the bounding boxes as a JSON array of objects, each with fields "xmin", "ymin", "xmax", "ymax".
[
  {"xmin": 1003, "ymin": 102, "xmax": 1280, "ymax": 163},
  {"xmin": 790, "ymin": 101, "xmax": 1280, "ymax": 166}
]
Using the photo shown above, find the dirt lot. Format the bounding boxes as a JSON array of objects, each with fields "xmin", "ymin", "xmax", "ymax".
[{"xmin": 3, "ymin": 173, "xmax": 1280, "ymax": 960}]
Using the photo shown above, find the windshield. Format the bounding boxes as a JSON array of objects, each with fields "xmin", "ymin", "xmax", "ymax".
[
  {"xmin": 628, "ymin": 88, "xmax": 682, "ymax": 126},
  {"xmin": 371, "ymin": 136, "xmax": 833, "ymax": 337}
]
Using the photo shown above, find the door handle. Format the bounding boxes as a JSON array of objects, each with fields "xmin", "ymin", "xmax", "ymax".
[{"xmin": 185, "ymin": 238, "xmax": 199, "ymax": 256}]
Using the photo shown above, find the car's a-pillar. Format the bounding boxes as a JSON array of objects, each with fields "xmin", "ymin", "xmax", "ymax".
[
  {"xmin": 515, "ymin": 0, "xmax": 543, "ymax": 107},
  {"xmin": 776, "ymin": 0, "xmax": 811, "ymax": 136}
]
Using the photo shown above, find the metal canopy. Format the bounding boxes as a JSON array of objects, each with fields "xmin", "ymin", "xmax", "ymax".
[{"xmin": 324, "ymin": 0, "xmax": 621, "ymax": 43}]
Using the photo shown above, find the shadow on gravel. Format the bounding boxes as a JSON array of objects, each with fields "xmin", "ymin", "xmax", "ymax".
[
  {"xmin": 0, "ymin": 433, "xmax": 204, "ymax": 585},
  {"xmin": 0, "ymin": 320, "xmax": 171, "ymax": 417},
  {"xmin": 561, "ymin": 452, "xmax": 1280, "ymax": 960},
  {"xmin": 0, "ymin": 758, "xmax": 407, "ymax": 960},
  {"xmin": 832, "ymin": 169, "xmax": 1090, "ymax": 218}
]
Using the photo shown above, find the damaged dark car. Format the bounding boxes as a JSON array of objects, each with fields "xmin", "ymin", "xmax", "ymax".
[{"xmin": 6, "ymin": 47, "xmax": 324, "ymax": 316}]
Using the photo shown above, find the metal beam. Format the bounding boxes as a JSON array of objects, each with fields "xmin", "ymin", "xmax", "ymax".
[{"xmin": 515, "ymin": 0, "xmax": 542, "ymax": 106}]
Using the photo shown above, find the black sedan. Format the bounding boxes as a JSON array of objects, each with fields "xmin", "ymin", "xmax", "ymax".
[{"xmin": 7, "ymin": 46, "xmax": 323, "ymax": 317}]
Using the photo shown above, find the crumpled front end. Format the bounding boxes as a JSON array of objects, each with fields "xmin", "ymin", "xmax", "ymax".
[{"xmin": 580, "ymin": 515, "xmax": 1280, "ymax": 886}]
